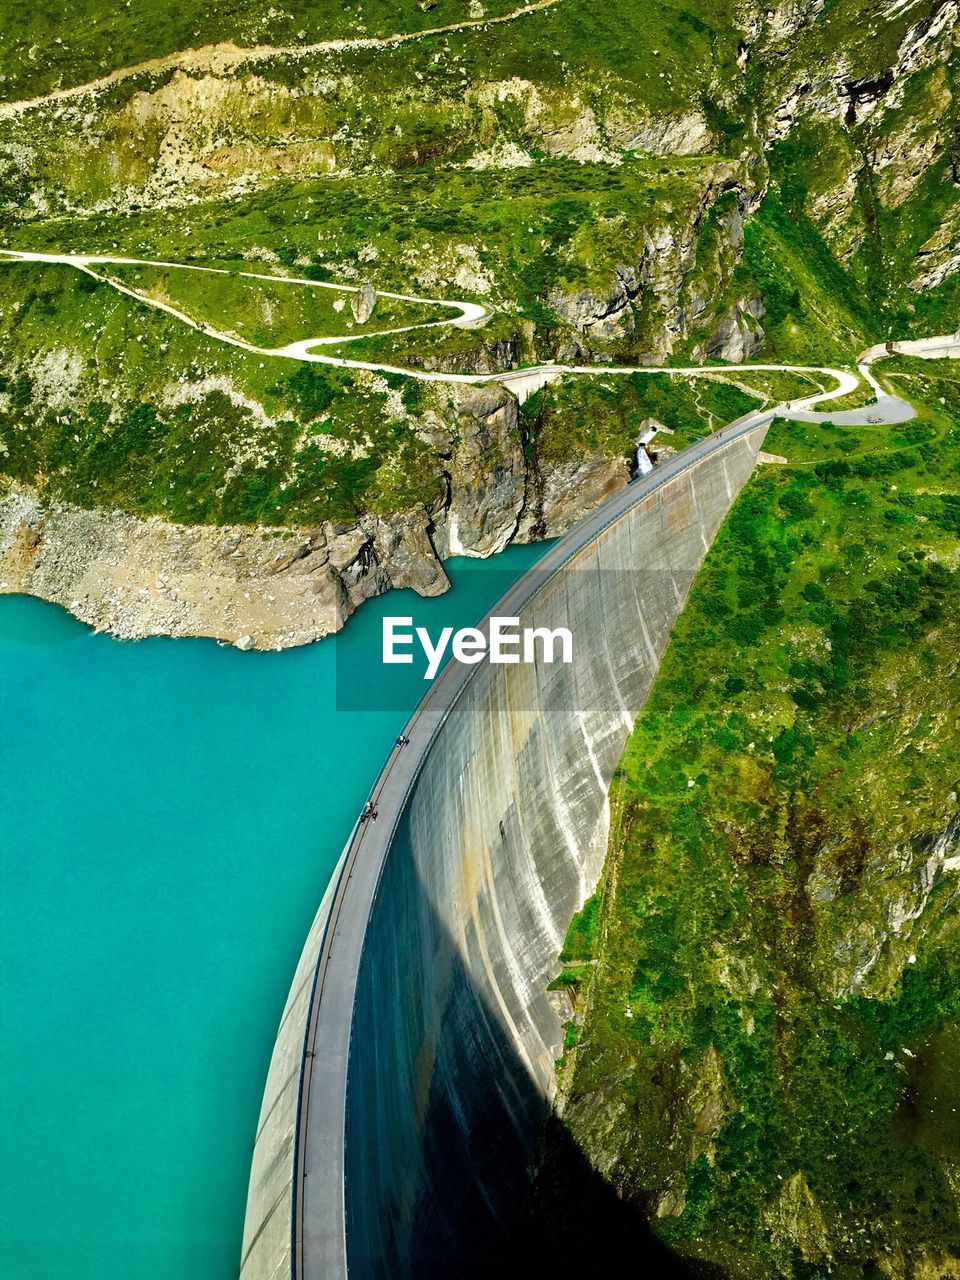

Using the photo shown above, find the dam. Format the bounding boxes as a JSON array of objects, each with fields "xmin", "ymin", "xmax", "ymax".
[{"xmin": 240, "ymin": 412, "xmax": 773, "ymax": 1279}]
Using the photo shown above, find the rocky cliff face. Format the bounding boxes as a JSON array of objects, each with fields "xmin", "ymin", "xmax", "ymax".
[
  {"xmin": 428, "ymin": 383, "xmax": 528, "ymax": 558},
  {"xmin": 699, "ymin": 296, "xmax": 766, "ymax": 363},
  {"xmin": 0, "ymin": 481, "xmax": 447, "ymax": 646},
  {"xmin": 544, "ymin": 167, "xmax": 762, "ymax": 362},
  {"xmin": 751, "ymin": 0, "xmax": 959, "ymax": 291}
]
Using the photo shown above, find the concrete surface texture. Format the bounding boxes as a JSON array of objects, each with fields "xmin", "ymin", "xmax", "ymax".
[
  {"xmin": 240, "ymin": 854, "xmax": 346, "ymax": 1279},
  {"xmin": 241, "ymin": 418, "xmax": 771, "ymax": 1280}
]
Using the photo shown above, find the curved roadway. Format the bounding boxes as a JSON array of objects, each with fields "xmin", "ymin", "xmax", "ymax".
[{"xmin": 0, "ymin": 248, "xmax": 921, "ymax": 424}]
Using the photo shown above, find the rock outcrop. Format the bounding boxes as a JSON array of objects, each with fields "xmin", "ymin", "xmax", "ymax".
[
  {"xmin": 350, "ymin": 283, "xmax": 376, "ymax": 324},
  {"xmin": 701, "ymin": 296, "xmax": 766, "ymax": 363},
  {"xmin": 544, "ymin": 171, "xmax": 759, "ymax": 360},
  {"xmin": 0, "ymin": 482, "xmax": 448, "ymax": 648},
  {"xmin": 435, "ymin": 384, "xmax": 528, "ymax": 557},
  {"xmin": 546, "ymin": 270, "xmax": 638, "ymax": 342}
]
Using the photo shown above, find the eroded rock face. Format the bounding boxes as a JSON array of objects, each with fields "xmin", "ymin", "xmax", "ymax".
[
  {"xmin": 546, "ymin": 272, "xmax": 638, "ymax": 341},
  {"xmin": 816, "ymin": 814, "xmax": 960, "ymax": 999},
  {"xmin": 702, "ymin": 296, "xmax": 766, "ymax": 363},
  {"xmin": 0, "ymin": 482, "xmax": 447, "ymax": 649},
  {"xmin": 912, "ymin": 205, "xmax": 960, "ymax": 290},
  {"xmin": 516, "ymin": 455, "xmax": 629, "ymax": 542},
  {"xmin": 416, "ymin": 333, "xmax": 525, "ymax": 376},
  {"xmin": 764, "ymin": 1173, "xmax": 833, "ymax": 1266},
  {"xmin": 367, "ymin": 511, "xmax": 448, "ymax": 597},
  {"xmin": 544, "ymin": 169, "xmax": 757, "ymax": 361},
  {"xmin": 609, "ymin": 109, "xmax": 714, "ymax": 156},
  {"xmin": 433, "ymin": 384, "xmax": 528, "ymax": 558}
]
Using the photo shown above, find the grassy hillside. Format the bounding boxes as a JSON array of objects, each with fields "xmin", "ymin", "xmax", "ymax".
[
  {"xmin": 1, "ymin": 0, "xmax": 954, "ymax": 410},
  {"xmin": 1, "ymin": 0, "xmax": 745, "ymax": 112},
  {"xmin": 559, "ymin": 362, "xmax": 960, "ymax": 1278},
  {"xmin": 0, "ymin": 0, "xmax": 529, "ymax": 99},
  {"xmin": 99, "ymin": 262, "xmax": 448, "ymax": 346}
]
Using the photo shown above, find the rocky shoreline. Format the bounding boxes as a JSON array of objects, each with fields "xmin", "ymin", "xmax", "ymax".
[
  {"xmin": 0, "ymin": 388, "xmax": 630, "ymax": 648},
  {"xmin": 0, "ymin": 475, "xmax": 466, "ymax": 647}
]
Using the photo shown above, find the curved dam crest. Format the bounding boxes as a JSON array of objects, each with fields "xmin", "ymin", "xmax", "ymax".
[{"xmin": 242, "ymin": 416, "xmax": 772, "ymax": 1279}]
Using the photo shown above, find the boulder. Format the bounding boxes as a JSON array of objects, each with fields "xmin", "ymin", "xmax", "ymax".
[{"xmin": 351, "ymin": 283, "xmax": 377, "ymax": 324}]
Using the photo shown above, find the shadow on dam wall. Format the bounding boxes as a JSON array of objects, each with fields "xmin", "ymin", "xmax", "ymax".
[
  {"xmin": 241, "ymin": 421, "xmax": 771, "ymax": 1280},
  {"xmin": 349, "ymin": 884, "xmax": 709, "ymax": 1279},
  {"xmin": 343, "ymin": 571, "xmax": 700, "ymax": 1276},
  {"xmin": 339, "ymin": 432, "xmax": 770, "ymax": 1278},
  {"xmin": 503, "ymin": 1117, "xmax": 723, "ymax": 1279}
]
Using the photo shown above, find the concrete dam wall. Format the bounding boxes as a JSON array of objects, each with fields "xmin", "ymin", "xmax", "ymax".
[{"xmin": 241, "ymin": 417, "xmax": 771, "ymax": 1280}]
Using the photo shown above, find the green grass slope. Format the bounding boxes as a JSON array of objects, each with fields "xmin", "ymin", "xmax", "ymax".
[{"xmin": 560, "ymin": 363, "xmax": 960, "ymax": 1278}]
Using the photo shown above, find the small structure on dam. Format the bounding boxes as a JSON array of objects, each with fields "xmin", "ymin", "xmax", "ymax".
[{"xmin": 240, "ymin": 416, "xmax": 771, "ymax": 1280}]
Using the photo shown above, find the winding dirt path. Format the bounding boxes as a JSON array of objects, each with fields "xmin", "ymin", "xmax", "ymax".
[
  {"xmin": 0, "ymin": 0, "xmax": 560, "ymax": 119},
  {"xmin": 2, "ymin": 246, "xmax": 956, "ymax": 422},
  {"xmin": 0, "ymin": 247, "xmax": 857, "ymax": 410}
]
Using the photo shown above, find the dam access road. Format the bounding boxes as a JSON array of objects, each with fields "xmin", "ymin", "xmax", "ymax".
[{"xmin": 0, "ymin": 247, "xmax": 930, "ymax": 418}]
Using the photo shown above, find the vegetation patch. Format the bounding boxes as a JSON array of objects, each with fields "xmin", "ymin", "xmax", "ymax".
[
  {"xmin": 100, "ymin": 262, "xmax": 451, "ymax": 348},
  {"xmin": 560, "ymin": 367, "xmax": 960, "ymax": 1278}
]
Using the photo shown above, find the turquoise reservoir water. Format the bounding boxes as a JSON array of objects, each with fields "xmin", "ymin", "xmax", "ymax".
[{"xmin": 0, "ymin": 543, "xmax": 547, "ymax": 1280}]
